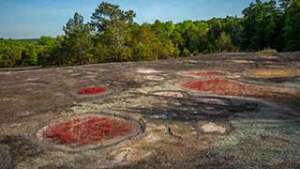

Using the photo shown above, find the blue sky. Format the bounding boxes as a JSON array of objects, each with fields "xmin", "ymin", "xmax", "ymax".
[{"xmin": 0, "ymin": 0, "xmax": 253, "ymax": 39}]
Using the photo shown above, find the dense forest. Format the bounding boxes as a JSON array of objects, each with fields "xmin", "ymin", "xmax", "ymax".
[{"xmin": 0, "ymin": 0, "xmax": 299, "ymax": 67}]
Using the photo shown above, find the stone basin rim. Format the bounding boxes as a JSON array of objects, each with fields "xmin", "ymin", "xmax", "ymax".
[{"xmin": 35, "ymin": 113, "xmax": 144, "ymax": 152}]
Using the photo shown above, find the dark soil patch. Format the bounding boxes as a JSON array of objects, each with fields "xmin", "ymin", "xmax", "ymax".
[
  {"xmin": 38, "ymin": 164, "xmax": 73, "ymax": 169},
  {"xmin": 129, "ymin": 96, "xmax": 259, "ymax": 122},
  {"xmin": 247, "ymin": 76, "xmax": 299, "ymax": 84},
  {"xmin": 0, "ymin": 144, "xmax": 13, "ymax": 169},
  {"xmin": 111, "ymin": 151, "xmax": 238, "ymax": 169},
  {"xmin": 0, "ymin": 136, "xmax": 43, "ymax": 158},
  {"xmin": 0, "ymin": 136, "xmax": 43, "ymax": 169}
]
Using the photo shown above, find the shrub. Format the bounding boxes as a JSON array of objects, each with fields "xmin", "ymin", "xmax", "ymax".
[{"xmin": 256, "ymin": 48, "xmax": 278, "ymax": 56}]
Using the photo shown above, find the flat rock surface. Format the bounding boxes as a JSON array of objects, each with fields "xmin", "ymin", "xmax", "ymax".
[{"xmin": 0, "ymin": 53, "xmax": 300, "ymax": 169}]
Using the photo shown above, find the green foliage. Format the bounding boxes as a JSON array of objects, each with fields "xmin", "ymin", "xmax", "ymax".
[
  {"xmin": 256, "ymin": 48, "xmax": 278, "ymax": 56},
  {"xmin": 0, "ymin": 0, "xmax": 299, "ymax": 68},
  {"xmin": 91, "ymin": 2, "xmax": 136, "ymax": 33},
  {"xmin": 38, "ymin": 36, "xmax": 56, "ymax": 46},
  {"xmin": 91, "ymin": 2, "xmax": 136, "ymax": 62},
  {"xmin": 130, "ymin": 25, "xmax": 162, "ymax": 61},
  {"xmin": 215, "ymin": 32, "xmax": 236, "ymax": 52},
  {"xmin": 51, "ymin": 13, "xmax": 94, "ymax": 65},
  {"xmin": 182, "ymin": 48, "xmax": 191, "ymax": 57},
  {"xmin": 0, "ymin": 46, "xmax": 22, "ymax": 67},
  {"xmin": 280, "ymin": 0, "xmax": 294, "ymax": 9},
  {"xmin": 241, "ymin": 0, "xmax": 282, "ymax": 50},
  {"xmin": 283, "ymin": 0, "xmax": 300, "ymax": 51},
  {"xmin": 0, "ymin": 39, "xmax": 50, "ymax": 67}
]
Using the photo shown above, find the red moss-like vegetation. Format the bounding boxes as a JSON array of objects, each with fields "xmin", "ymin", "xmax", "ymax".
[
  {"xmin": 78, "ymin": 87, "xmax": 106, "ymax": 95},
  {"xmin": 42, "ymin": 116, "xmax": 132, "ymax": 145},
  {"xmin": 183, "ymin": 70, "xmax": 225, "ymax": 78},
  {"xmin": 181, "ymin": 78, "xmax": 263, "ymax": 96}
]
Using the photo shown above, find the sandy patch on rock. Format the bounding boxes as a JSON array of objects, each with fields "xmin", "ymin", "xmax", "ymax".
[
  {"xmin": 144, "ymin": 75, "xmax": 165, "ymax": 81},
  {"xmin": 201, "ymin": 122, "xmax": 226, "ymax": 134},
  {"xmin": 26, "ymin": 77, "xmax": 41, "ymax": 81},
  {"xmin": 110, "ymin": 147, "xmax": 151, "ymax": 163},
  {"xmin": 137, "ymin": 68, "xmax": 162, "ymax": 74},
  {"xmin": 229, "ymin": 60, "xmax": 255, "ymax": 64},
  {"xmin": 0, "ymin": 97, "xmax": 18, "ymax": 102},
  {"xmin": 245, "ymin": 68, "xmax": 299, "ymax": 79},
  {"xmin": 151, "ymin": 91, "xmax": 184, "ymax": 98},
  {"xmin": 98, "ymin": 147, "xmax": 153, "ymax": 168},
  {"xmin": 144, "ymin": 132, "xmax": 162, "ymax": 143},
  {"xmin": 188, "ymin": 60, "xmax": 198, "ymax": 64},
  {"xmin": 168, "ymin": 123, "xmax": 197, "ymax": 138}
]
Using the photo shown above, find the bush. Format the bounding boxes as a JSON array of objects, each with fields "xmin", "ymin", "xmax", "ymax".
[
  {"xmin": 182, "ymin": 48, "xmax": 191, "ymax": 57},
  {"xmin": 256, "ymin": 48, "xmax": 278, "ymax": 56},
  {"xmin": 0, "ymin": 47, "xmax": 22, "ymax": 67}
]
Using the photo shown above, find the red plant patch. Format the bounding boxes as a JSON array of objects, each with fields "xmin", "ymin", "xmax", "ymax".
[
  {"xmin": 42, "ymin": 116, "xmax": 132, "ymax": 145},
  {"xmin": 182, "ymin": 70, "xmax": 225, "ymax": 78},
  {"xmin": 181, "ymin": 78, "xmax": 263, "ymax": 96},
  {"xmin": 78, "ymin": 87, "xmax": 106, "ymax": 95}
]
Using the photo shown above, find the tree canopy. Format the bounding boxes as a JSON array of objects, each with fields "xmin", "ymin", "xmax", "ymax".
[{"xmin": 0, "ymin": 0, "xmax": 299, "ymax": 67}]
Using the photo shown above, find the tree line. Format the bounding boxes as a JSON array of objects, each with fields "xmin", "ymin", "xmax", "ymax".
[{"xmin": 0, "ymin": 0, "xmax": 299, "ymax": 67}]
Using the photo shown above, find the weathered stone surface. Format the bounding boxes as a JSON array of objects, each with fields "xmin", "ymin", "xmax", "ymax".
[
  {"xmin": 0, "ymin": 53, "xmax": 300, "ymax": 169},
  {"xmin": 0, "ymin": 136, "xmax": 43, "ymax": 158},
  {"xmin": 0, "ymin": 144, "xmax": 13, "ymax": 169},
  {"xmin": 38, "ymin": 164, "xmax": 73, "ymax": 169}
]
